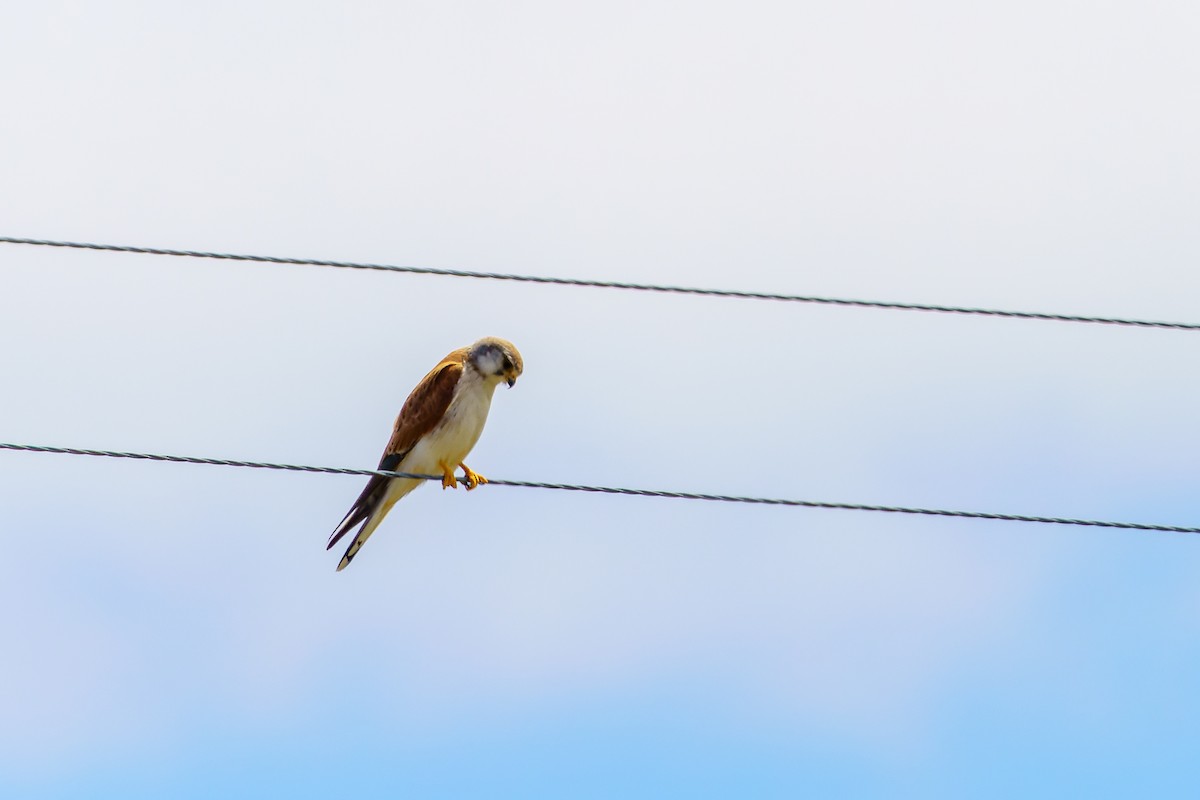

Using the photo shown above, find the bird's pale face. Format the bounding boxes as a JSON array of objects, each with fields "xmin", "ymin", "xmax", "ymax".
[{"xmin": 469, "ymin": 337, "xmax": 524, "ymax": 388}]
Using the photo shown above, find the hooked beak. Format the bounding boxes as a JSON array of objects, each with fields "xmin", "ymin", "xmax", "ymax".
[{"xmin": 506, "ymin": 377, "xmax": 516, "ymax": 388}]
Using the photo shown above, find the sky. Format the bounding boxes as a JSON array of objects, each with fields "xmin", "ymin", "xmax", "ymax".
[{"xmin": 2, "ymin": 0, "xmax": 1200, "ymax": 797}]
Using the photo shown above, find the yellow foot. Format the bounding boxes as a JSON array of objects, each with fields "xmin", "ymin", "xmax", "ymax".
[
  {"xmin": 440, "ymin": 463, "xmax": 458, "ymax": 490},
  {"xmin": 460, "ymin": 463, "xmax": 489, "ymax": 491}
]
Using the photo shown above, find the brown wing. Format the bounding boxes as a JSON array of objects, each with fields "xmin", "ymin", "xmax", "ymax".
[
  {"xmin": 378, "ymin": 347, "xmax": 468, "ymax": 468},
  {"xmin": 326, "ymin": 348, "xmax": 467, "ymax": 552}
]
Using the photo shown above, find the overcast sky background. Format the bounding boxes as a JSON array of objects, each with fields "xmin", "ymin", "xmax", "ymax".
[{"xmin": 3, "ymin": 1, "xmax": 1200, "ymax": 797}]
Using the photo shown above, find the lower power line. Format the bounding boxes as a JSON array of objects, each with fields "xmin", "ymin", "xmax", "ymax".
[{"xmin": 2, "ymin": 442, "xmax": 1197, "ymax": 535}]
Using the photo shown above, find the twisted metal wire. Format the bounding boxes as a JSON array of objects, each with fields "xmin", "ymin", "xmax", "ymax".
[
  {"xmin": 3, "ymin": 442, "xmax": 1198, "ymax": 535},
  {"xmin": 3, "ymin": 236, "xmax": 1198, "ymax": 330}
]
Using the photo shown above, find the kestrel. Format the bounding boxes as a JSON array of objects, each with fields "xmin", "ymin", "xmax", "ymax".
[{"xmin": 327, "ymin": 336, "xmax": 524, "ymax": 570}]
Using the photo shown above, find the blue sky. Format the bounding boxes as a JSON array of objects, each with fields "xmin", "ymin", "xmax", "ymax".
[{"xmin": 3, "ymin": 1, "xmax": 1200, "ymax": 797}]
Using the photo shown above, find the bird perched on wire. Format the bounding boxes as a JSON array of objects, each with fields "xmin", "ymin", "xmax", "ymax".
[{"xmin": 327, "ymin": 337, "xmax": 524, "ymax": 571}]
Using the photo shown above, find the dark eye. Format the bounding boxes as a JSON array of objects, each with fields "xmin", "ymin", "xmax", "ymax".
[{"xmin": 502, "ymin": 357, "xmax": 513, "ymax": 371}]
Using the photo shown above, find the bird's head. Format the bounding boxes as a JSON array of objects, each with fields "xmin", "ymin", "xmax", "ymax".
[{"xmin": 468, "ymin": 337, "xmax": 524, "ymax": 388}]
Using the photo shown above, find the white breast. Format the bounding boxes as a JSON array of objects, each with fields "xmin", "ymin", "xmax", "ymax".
[{"xmin": 402, "ymin": 368, "xmax": 498, "ymax": 474}]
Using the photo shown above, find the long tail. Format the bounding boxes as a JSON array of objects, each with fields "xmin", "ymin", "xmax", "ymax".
[
  {"xmin": 327, "ymin": 476, "xmax": 415, "ymax": 571},
  {"xmin": 334, "ymin": 507, "xmax": 388, "ymax": 571}
]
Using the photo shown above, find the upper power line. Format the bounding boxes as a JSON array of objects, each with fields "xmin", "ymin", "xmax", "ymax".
[
  {"xmin": 3, "ymin": 441, "xmax": 1199, "ymax": 536},
  {"xmin": 3, "ymin": 235, "xmax": 1198, "ymax": 331}
]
